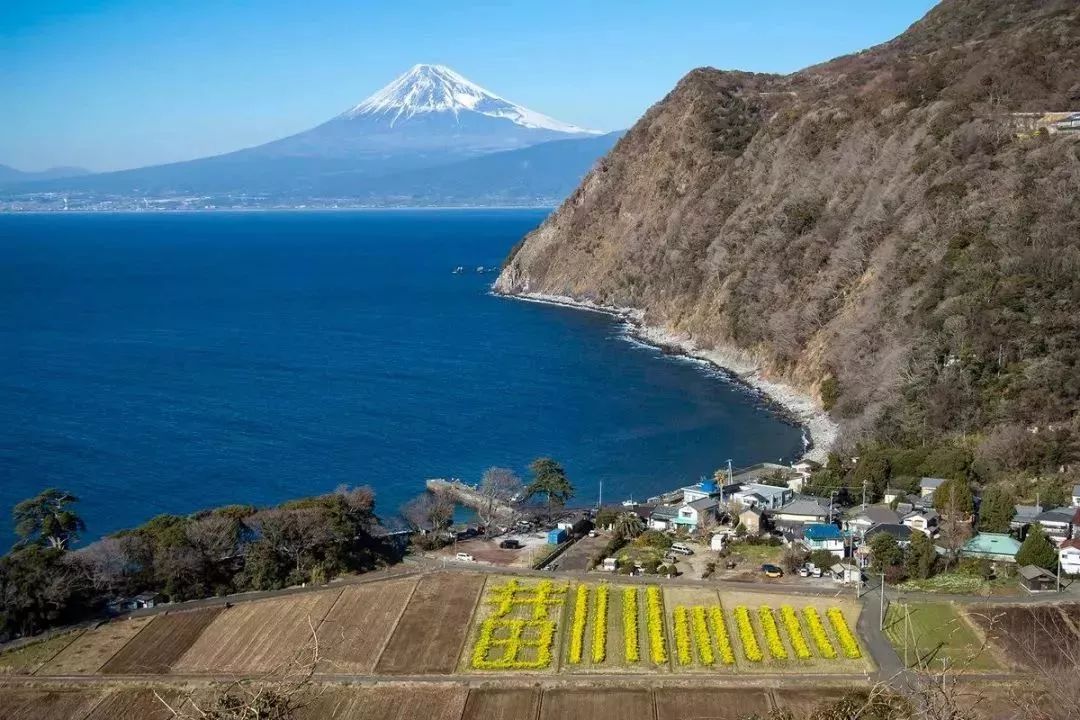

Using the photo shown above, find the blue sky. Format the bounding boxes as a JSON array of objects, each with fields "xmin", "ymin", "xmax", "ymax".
[{"xmin": 2, "ymin": 0, "xmax": 937, "ymax": 172}]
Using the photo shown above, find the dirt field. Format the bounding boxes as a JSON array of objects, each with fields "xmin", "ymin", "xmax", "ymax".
[
  {"xmin": 375, "ymin": 573, "xmax": 485, "ymax": 674},
  {"xmin": 174, "ymin": 590, "xmax": 341, "ymax": 674},
  {"xmin": 971, "ymin": 604, "xmax": 1080, "ymax": 669},
  {"xmin": 84, "ymin": 689, "xmax": 188, "ymax": 720},
  {"xmin": 461, "ymin": 688, "xmax": 541, "ymax": 720},
  {"xmin": 0, "ymin": 688, "xmax": 102, "ymax": 720},
  {"xmin": 317, "ymin": 577, "xmax": 419, "ymax": 674},
  {"xmin": 297, "ymin": 685, "xmax": 468, "ymax": 720},
  {"xmin": 37, "ymin": 617, "xmax": 153, "ymax": 675},
  {"xmin": 553, "ymin": 533, "xmax": 607, "ymax": 571},
  {"xmin": 539, "ymin": 688, "xmax": 653, "ymax": 720},
  {"xmin": 655, "ymin": 688, "xmax": 769, "ymax": 719},
  {"xmin": 0, "ymin": 630, "xmax": 83, "ymax": 675},
  {"xmin": 100, "ymin": 607, "xmax": 223, "ymax": 674}
]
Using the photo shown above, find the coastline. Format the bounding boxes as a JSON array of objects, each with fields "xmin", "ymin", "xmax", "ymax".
[{"xmin": 493, "ymin": 289, "xmax": 837, "ymax": 464}]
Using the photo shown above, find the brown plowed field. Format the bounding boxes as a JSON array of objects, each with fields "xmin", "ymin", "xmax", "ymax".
[
  {"xmin": 297, "ymin": 685, "xmax": 468, "ymax": 720},
  {"xmin": 655, "ymin": 688, "xmax": 769, "ymax": 719},
  {"xmin": 539, "ymin": 688, "xmax": 653, "ymax": 720},
  {"xmin": 317, "ymin": 577, "xmax": 418, "ymax": 674},
  {"xmin": 100, "ymin": 607, "xmax": 223, "ymax": 674},
  {"xmin": 375, "ymin": 573, "xmax": 484, "ymax": 674},
  {"xmin": 462, "ymin": 688, "xmax": 541, "ymax": 720},
  {"xmin": 37, "ymin": 617, "xmax": 153, "ymax": 675},
  {"xmin": 0, "ymin": 688, "xmax": 101, "ymax": 720},
  {"xmin": 84, "ymin": 689, "xmax": 188, "ymax": 720},
  {"xmin": 972, "ymin": 604, "xmax": 1080, "ymax": 669},
  {"xmin": 174, "ymin": 589, "xmax": 341, "ymax": 674}
]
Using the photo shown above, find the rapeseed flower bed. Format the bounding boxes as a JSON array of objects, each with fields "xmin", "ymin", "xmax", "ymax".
[
  {"xmin": 591, "ymin": 584, "xmax": 608, "ymax": 662},
  {"xmin": 780, "ymin": 605, "xmax": 812, "ymax": 659},
  {"xmin": 803, "ymin": 607, "xmax": 837, "ymax": 659},
  {"xmin": 759, "ymin": 607, "xmax": 788, "ymax": 660},
  {"xmin": 827, "ymin": 608, "xmax": 862, "ymax": 659},
  {"xmin": 673, "ymin": 606, "xmax": 692, "ymax": 665},
  {"xmin": 707, "ymin": 606, "xmax": 735, "ymax": 664},
  {"xmin": 471, "ymin": 619, "xmax": 556, "ymax": 670},
  {"xmin": 691, "ymin": 606, "xmax": 715, "ymax": 665},
  {"xmin": 646, "ymin": 586, "xmax": 668, "ymax": 664},
  {"xmin": 734, "ymin": 606, "xmax": 763, "ymax": 662},
  {"xmin": 623, "ymin": 587, "xmax": 639, "ymax": 662},
  {"xmin": 568, "ymin": 584, "xmax": 588, "ymax": 663}
]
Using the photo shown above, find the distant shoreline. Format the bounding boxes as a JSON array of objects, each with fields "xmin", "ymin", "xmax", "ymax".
[
  {"xmin": 493, "ymin": 289, "xmax": 837, "ymax": 464},
  {"xmin": 0, "ymin": 205, "xmax": 557, "ymax": 216}
]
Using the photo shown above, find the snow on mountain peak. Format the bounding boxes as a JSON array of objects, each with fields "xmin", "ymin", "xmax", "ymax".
[{"xmin": 344, "ymin": 64, "xmax": 596, "ymax": 134}]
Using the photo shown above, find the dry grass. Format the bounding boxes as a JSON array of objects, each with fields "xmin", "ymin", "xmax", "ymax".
[
  {"xmin": 317, "ymin": 577, "xmax": 418, "ymax": 674},
  {"xmin": 539, "ymin": 688, "xmax": 653, "ymax": 720},
  {"xmin": 100, "ymin": 607, "xmax": 223, "ymax": 675},
  {"xmin": 461, "ymin": 688, "xmax": 541, "ymax": 720},
  {"xmin": 296, "ymin": 685, "xmax": 468, "ymax": 720},
  {"xmin": 174, "ymin": 590, "xmax": 341, "ymax": 674},
  {"xmin": 37, "ymin": 617, "xmax": 154, "ymax": 675},
  {"xmin": 375, "ymin": 573, "xmax": 484, "ymax": 675},
  {"xmin": 84, "ymin": 688, "xmax": 189, "ymax": 720},
  {"xmin": 0, "ymin": 688, "xmax": 103, "ymax": 720},
  {"xmin": 655, "ymin": 688, "xmax": 770, "ymax": 720},
  {"xmin": 0, "ymin": 630, "xmax": 83, "ymax": 675}
]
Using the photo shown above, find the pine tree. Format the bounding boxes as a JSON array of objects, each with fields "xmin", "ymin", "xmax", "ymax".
[
  {"xmin": 1015, "ymin": 525, "xmax": 1057, "ymax": 570},
  {"xmin": 904, "ymin": 529, "xmax": 937, "ymax": 579},
  {"xmin": 977, "ymin": 485, "xmax": 1015, "ymax": 533}
]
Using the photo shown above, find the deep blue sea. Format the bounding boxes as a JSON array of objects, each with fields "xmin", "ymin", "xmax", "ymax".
[{"xmin": 0, "ymin": 210, "xmax": 802, "ymax": 544}]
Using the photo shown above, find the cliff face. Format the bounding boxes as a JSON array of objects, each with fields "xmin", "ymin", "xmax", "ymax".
[{"xmin": 497, "ymin": 0, "xmax": 1080, "ymax": 449}]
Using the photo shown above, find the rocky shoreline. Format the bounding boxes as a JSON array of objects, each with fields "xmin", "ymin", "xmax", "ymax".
[{"xmin": 492, "ymin": 289, "xmax": 837, "ymax": 464}]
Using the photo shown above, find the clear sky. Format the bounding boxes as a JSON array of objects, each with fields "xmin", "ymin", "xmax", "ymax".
[{"xmin": 2, "ymin": 0, "xmax": 938, "ymax": 172}]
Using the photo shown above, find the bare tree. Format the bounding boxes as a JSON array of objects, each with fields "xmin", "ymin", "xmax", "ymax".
[
  {"xmin": 401, "ymin": 490, "xmax": 455, "ymax": 535},
  {"xmin": 186, "ymin": 515, "xmax": 241, "ymax": 563},
  {"xmin": 476, "ymin": 467, "xmax": 523, "ymax": 527},
  {"xmin": 248, "ymin": 508, "xmax": 335, "ymax": 577},
  {"xmin": 71, "ymin": 536, "xmax": 133, "ymax": 594}
]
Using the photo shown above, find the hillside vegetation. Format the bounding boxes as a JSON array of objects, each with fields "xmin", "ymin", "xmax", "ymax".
[{"xmin": 497, "ymin": 0, "xmax": 1080, "ymax": 489}]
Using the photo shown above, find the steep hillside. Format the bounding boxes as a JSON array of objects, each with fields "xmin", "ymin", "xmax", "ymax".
[{"xmin": 497, "ymin": 0, "xmax": 1080, "ymax": 473}]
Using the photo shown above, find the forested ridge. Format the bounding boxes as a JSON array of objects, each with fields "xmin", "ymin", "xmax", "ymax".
[{"xmin": 497, "ymin": 0, "xmax": 1080, "ymax": 493}]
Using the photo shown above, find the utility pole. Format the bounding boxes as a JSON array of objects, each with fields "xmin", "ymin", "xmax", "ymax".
[
  {"xmin": 879, "ymin": 572, "xmax": 886, "ymax": 631},
  {"xmin": 727, "ymin": 459, "xmax": 733, "ymax": 484},
  {"xmin": 598, "ymin": 480, "xmax": 602, "ymax": 511},
  {"xmin": 861, "ymin": 479, "xmax": 867, "ymax": 510}
]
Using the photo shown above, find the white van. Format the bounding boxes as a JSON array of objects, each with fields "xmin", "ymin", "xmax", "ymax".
[{"xmin": 670, "ymin": 542, "xmax": 694, "ymax": 556}]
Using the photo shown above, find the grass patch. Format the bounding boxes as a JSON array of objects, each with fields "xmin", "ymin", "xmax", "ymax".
[
  {"xmin": 726, "ymin": 543, "xmax": 783, "ymax": 564},
  {"xmin": 883, "ymin": 602, "xmax": 1002, "ymax": 671},
  {"xmin": 0, "ymin": 630, "xmax": 82, "ymax": 674},
  {"xmin": 897, "ymin": 572, "xmax": 1016, "ymax": 595}
]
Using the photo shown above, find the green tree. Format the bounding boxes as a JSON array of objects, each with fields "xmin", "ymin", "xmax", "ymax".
[
  {"xmin": 854, "ymin": 453, "xmax": 891, "ymax": 503},
  {"xmin": 809, "ymin": 549, "xmax": 837, "ymax": 570},
  {"xmin": 977, "ymin": 485, "xmax": 1015, "ymax": 532},
  {"xmin": 868, "ymin": 533, "xmax": 904, "ymax": 573},
  {"xmin": 1032, "ymin": 478, "xmax": 1068, "ymax": 508},
  {"xmin": 594, "ymin": 507, "xmax": 619, "ymax": 529},
  {"xmin": 525, "ymin": 458, "xmax": 574, "ymax": 515},
  {"xmin": 759, "ymin": 470, "xmax": 791, "ymax": 488},
  {"xmin": 1015, "ymin": 525, "xmax": 1057, "ymax": 570},
  {"xmin": 932, "ymin": 478, "xmax": 974, "ymax": 514},
  {"xmin": 12, "ymin": 489, "xmax": 86, "ymax": 550},
  {"xmin": 904, "ymin": 529, "xmax": 937, "ymax": 579},
  {"xmin": 612, "ymin": 512, "xmax": 645, "ymax": 540}
]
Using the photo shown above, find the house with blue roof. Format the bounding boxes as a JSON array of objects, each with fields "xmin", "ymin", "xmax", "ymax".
[{"xmin": 798, "ymin": 523, "xmax": 845, "ymax": 559}]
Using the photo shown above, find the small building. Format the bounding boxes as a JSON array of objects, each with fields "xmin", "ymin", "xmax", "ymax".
[
  {"xmin": 883, "ymin": 488, "xmax": 906, "ymax": 505},
  {"xmin": 1052, "ymin": 112, "xmax": 1080, "ymax": 132},
  {"xmin": 800, "ymin": 523, "xmax": 845, "ymax": 558},
  {"xmin": 556, "ymin": 513, "xmax": 592, "ymax": 536},
  {"xmin": 601, "ymin": 557, "xmax": 618, "ymax": 572},
  {"xmin": 107, "ymin": 592, "xmax": 162, "ymax": 614},
  {"xmin": 680, "ymin": 478, "xmax": 726, "ymax": 504},
  {"xmin": 738, "ymin": 507, "xmax": 763, "ymax": 535},
  {"xmin": 731, "ymin": 483, "xmax": 793, "ymax": 511},
  {"xmin": 962, "ymin": 532, "xmax": 1021, "ymax": 563},
  {"xmin": 772, "ymin": 497, "xmax": 831, "ymax": 525},
  {"xmin": 648, "ymin": 506, "xmax": 679, "ymax": 531},
  {"xmin": 674, "ymin": 496, "xmax": 720, "ymax": 532},
  {"xmin": 920, "ymin": 477, "xmax": 947, "ymax": 498},
  {"xmin": 1011, "ymin": 504, "xmax": 1044, "ymax": 531},
  {"xmin": 1018, "ymin": 564, "xmax": 1057, "ymax": 593},
  {"xmin": 1059, "ymin": 539, "xmax": 1080, "ymax": 576},
  {"xmin": 864, "ymin": 523, "xmax": 914, "ymax": 547},
  {"xmin": 547, "ymin": 528, "xmax": 567, "ymax": 545},
  {"xmin": 902, "ymin": 509, "xmax": 939, "ymax": 536},
  {"xmin": 830, "ymin": 563, "xmax": 863, "ymax": 584},
  {"xmin": 848, "ymin": 505, "xmax": 901, "ymax": 534},
  {"xmin": 1034, "ymin": 507, "xmax": 1075, "ymax": 545}
]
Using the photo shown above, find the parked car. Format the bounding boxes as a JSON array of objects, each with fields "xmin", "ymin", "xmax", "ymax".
[
  {"xmin": 761, "ymin": 564, "xmax": 783, "ymax": 578},
  {"xmin": 454, "ymin": 552, "xmax": 475, "ymax": 562},
  {"xmin": 797, "ymin": 566, "xmax": 810, "ymax": 577},
  {"xmin": 670, "ymin": 542, "xmax": 695, "ymax": 556},
  {"xmin": 588, "ymin": 530, "xmax": 599, "ymax": 537},
  {"xmin": 499, "ymin": 539, "xmax": 522, "ymax": 549}
]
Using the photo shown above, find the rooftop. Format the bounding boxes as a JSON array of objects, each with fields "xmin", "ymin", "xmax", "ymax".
[
  {"xmin": 776, "ymin": 498, "xmax": 830, "ymax": 517},
  {"xmin": 865, "ymin": 523, "xmax": 913, "ymax": 542},
  {"xmin": 1036, "ymin": 507, "xmax": 1076, "ymax": 523},
  {"xmin": 686, "ymin": 497, "xmax": 720, "ymax": 512},
  {"xmin": 963, "ymin": 533, "xmax": 1021, "ymax": 557},
  {"xmin": 920, "ymin": 477, "xmax": 947, "ymax": 490},
  {"xmin": 804, "ymin": 524, "xmax": 843, "ymax": 541},
  {"xmin": 852, "ymin": 506, "xmax": 900, "ymax": 526}
]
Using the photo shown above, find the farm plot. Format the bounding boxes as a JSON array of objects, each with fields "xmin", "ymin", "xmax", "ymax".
[
  {"xmin": 376, "ymin": 572, "xmax": 485, "ymax": 674},
  {"xmin": 539, "ymin": 688, "xmax": 653, "ymax": 720},
  {"xmin": 0, "ymin": 630, "xmax": 83, "ymax": 675},
  {"xmin": 174, "ymin": 590, "xmax": 341, "ymax": 674},
  {"xmin": 0, "ymin": 688, "xmax": 103, "ymax": 720},
  {"xmin": 461, "ymin": 688, "xmax": 541, "ymax": 720},
  {"xmin": 84, "ymin": 688, "xmax": 190, "ymax": 720},
  {"xmin": 317, "ymin": 577, "xmax": 418, "ymax": 674},
  {"xmin": 969, "ymin": 603, "xmax": 1080, "ymax": 670},
  {"xmin": 655, "ymin": 688, "xmax": 770, "ymax": 720},
  {"xmin": 885, "ymin": 602, "xmax": 1003, "ymax": 672},
  {"xmin": 296, "ymin": 685, "xmax": 467, "ymax": 720},
  {"xmin": 37, "ymin": 617, "xmax": 153, "ymax": 675},
  {"xmin": 465, "ymin": 576, "xmax": 569, "ymax": 672},
  {"xmin": 101, "ymin": 607, "xmax": 222, "ymax": 674},
  {"xmin": 662, "ymin": 586, "xmax": 737, "ymax": 672}
]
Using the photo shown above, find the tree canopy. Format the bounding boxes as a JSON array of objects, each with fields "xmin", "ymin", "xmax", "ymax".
[
  {"xmin": 12, "ymin": 489, "xmax": 85, "ymax": 550},
  {"xmin": 1016, "ymin": 524, "xmax": 1057, "ymax": 570},
  {"xmin": 525, "ymin": 458, "xmax": 574, "ymax": 514},
  {"xmin": 977, "ymin": 485, "xmax": 1015, "ymax": 533}
]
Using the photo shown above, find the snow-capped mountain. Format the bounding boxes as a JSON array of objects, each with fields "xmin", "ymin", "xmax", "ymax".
[{"xmin": 344, "ymin": 64, "xmax": 594, "ymax": 135}]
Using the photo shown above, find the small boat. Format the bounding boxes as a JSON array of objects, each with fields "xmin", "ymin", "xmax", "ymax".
[
  {"xmin": 476, "ymin": 266, "xmax": 486, "ymax": 273},
  {"xmin": 452, "ymin": 266, "xmax": 464, "ymax": 274}
]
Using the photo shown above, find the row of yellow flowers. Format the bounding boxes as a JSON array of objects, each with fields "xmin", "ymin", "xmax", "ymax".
[
  {"xmin": 758, "ymin": 607, "xmax": 788, "ymax": 660},
  {"xmin": 803, "ymin": 607, "xmax": 837, "ymax": 659},
  {"xmin": 691, "ymin": 606, "xmax": 715, "ymax": 665},
  {"xmin": 568, "ymin": 584, "xmax": 588, "ymax": 663},
  {"xmin": 623, "ymin": 587, "xmax": 639, "ymax": 662},
  {"xmin": 734, "ymin": 606, "xmax": 763, "ymax": 662},
  {"xmin": 827, "ymin": 608, "xmax": 862, "ymax": 659},
  {"xmin": 471, "ymin": 619, "xmax": 556, "ymax": 670},
  {"xmin": 708, "ymin": 606, "xmax": 736, "ymax": 664},
  {"xmin": 592, "ymin": 584, "xmax": 609, "ymax": 662},
  {"xmin": 780, "ymin": 605, "xmax": 812, "ymax": 659},
  {"xmin": 673, "ymin": 606, "xmax": 692, "ymax": 665},
  {"xmin": 646, "ymin": 586, "xmax": 668, "ymax": 664}
]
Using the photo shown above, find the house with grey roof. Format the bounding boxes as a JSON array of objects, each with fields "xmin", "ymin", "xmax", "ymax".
[
  {"xmin": 848, "ymin": 505, "xmax": 901, "ymax": 534},
  {"xmin": 772, "ymin": 497, "xmax": 831, "ymax": 525},
  {"xmin": 674, "ymin": 496, "xmax": 720, "ymax": 532},
  {"xmin": 1035, "ymin": 507, "xmax": 1076, "ymax": 545},
  {"xmin": 902, "ymin": 508, "xmax": 939, "ymax": 536},
  {"xmin": 731, "ymin": 483, "xmax": 792, "ymax": 511},
  {"xmin": 919, "ymin": 477, "xmax": 947, "ymax": 498},
  {"xmin": 865, "ymin": 523, "xmax": 914, "ymax": 546}
]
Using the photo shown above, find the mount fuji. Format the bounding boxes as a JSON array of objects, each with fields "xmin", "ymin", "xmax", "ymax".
[{"xmin": 8, "ymin": 64, "xmax": 620, "ymax": 206}]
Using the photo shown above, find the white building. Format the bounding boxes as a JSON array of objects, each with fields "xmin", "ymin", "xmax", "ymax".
[
  {"xmin": 919, "ymin": 477, "xmax": 947, "ymax": 498},
  {"xmin": 902, "ymin": 509, "xmax": 939, "ymax": 537},
  {"xmin": 1072, "ymin": 485, "xmax": 1080, "ymax": 508},
  {"xmin": 731, "ymin": 483, "xmax": 793, "ymax": 511},
  {"xmin": 1060, "ymin": 540, "xmax": 1080, "ymax": 576}
]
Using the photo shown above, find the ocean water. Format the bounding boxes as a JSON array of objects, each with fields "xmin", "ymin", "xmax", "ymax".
[{"xmin": 0, "ymin": 210, "xmax": 802, "ymax": 544}]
